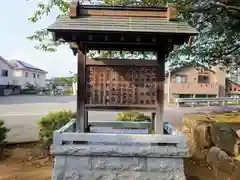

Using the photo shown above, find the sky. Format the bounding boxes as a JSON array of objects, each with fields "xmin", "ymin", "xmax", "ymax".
[{"xmin": 0, "ymin": 0, "xmax": 77, "ymax": 78}]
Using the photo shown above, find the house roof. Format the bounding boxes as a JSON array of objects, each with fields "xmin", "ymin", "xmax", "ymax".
[
  {"xmin": 226, "ymin": 78, "xmax": 240, "ymax": 86},
  {"xmin": 165, "ymin": 62, "xmax": 215, "ymax": 76},
  {"xmin": 0, "ymin": 56, "xmax": 13, "ymax": 68},
  {"xmin": 48, "ymin": 15, "xmax": 198, "ymax": 35},
  {"xmin": 9, "ymin": 60, "xmax": 47, "ymax": 73}
]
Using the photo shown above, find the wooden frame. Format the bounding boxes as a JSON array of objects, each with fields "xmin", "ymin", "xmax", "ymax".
[
  {"xmin": 85, "ymin": 59, "xmax": 159, "ymax": 109},
  {"xmin": 77, "ymin": 57, "xmax": 165, "ymax": 134},
  {"xmin": 48, "ymin": 4, "xmax": 196, "ymax": 135}
]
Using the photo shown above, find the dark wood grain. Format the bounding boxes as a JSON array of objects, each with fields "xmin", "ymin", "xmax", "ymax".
[
  {"xmin": 76, "ymin": 49, "xmax": 86, "ymax": 132},
  {"xmin": 155, "ymin": 51, "xmax": 165, "ymax": 134}
]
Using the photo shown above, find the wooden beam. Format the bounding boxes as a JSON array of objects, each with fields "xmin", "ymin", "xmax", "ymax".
[
  {"xmin": 167, "ymin": 3, "xmax": 177, "ymax": 21},
  {"xmin": 155, "ymin": 51, "xmax": 165, "ymax": 134},
  {"xmin": 86, "ymin": 59, "xmax": 157, "ymax": 66},
  {"xmin": 85, "ymin": 104, "xmax": 156, "ymax": 111},
  {"xmin": 79, "ymin": 9, "xmax": 167, "ymax": 18},
  {"xmin": 76, "ymin": 49, "xmax": 86, "ymax": 132},
  {"xmin": 69, "ymin": 0, "xmax": 78, "ymax": 18}
]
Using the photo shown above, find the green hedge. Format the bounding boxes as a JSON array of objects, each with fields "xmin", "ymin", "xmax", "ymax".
[
  {"xmin": 0, "ymin": 120, "xmax": 10, "ymax": 155},
  {"xmin": 38, "ymin": 111, "xmax": 74, "ymax": 148},
  {"xmin": 116, "ymin": 111, "xmax": 151, "ymax": 122}
]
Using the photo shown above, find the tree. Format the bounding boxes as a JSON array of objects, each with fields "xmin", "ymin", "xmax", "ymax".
[
  {"xmin": 169, "ymin": 0, "xmax": 240, "ymax": 68},
  {"xmin": 28, "ymin": 0, "xmax": 240, "ymax": 68},
  {"xmin": 59, "ymin": 77, "xmax": 73, "ymax": 85}
]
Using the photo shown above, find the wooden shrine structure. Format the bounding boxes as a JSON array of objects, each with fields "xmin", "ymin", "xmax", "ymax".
[{"xmin": 48, "ymin": 2, "xmax": 198, "ymax": 134}]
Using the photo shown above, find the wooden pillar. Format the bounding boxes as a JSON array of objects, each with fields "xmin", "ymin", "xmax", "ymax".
[
  {"xmin": 167, "ymin": 70, "xmax": 171, "ymax": 103},
  {"xmin": 84, "ymin": 110, "xmax": 89, "ymax": 132},
  {"xmin": 155, "ymin": 51, "xmax": 165, "ymax": 134},
  {"xmin": 76, "ymin": 49, "xmax": 86, "ymax": 132},
  {"xmin": 151, "ymin": 112, "xmax": 155, "ymax": 133}
]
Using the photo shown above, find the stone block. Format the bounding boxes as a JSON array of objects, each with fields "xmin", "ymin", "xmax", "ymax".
[
  {"xmin": 116, "ymin": 171, "xmax": 186, "ymax": 180},
  {"xmin": 211, "ymin": 123, "xmax": 240, "ymax": 156},
  {"xmin": 207, "ymin": 147, "xmax": 235, "ymax": 175},
  {"xmin": 147, "ymin": 158, "xmax": 183, "ymax": 172},
  {"xmin": 51, "ymin": 133, "xmax": 189, "ymax": 180},
  {"xmin": 52, "ymin": 156, "xmax": 66, "ymax": 180},
  {"xmin": 65, "ymin": 156, "xmax": 91, "ymax": 170},
  {"xmin": 183, "ymin": 116, "xmax": 213, "ymax": 149}
]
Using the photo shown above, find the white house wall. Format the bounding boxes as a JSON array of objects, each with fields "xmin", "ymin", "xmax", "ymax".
[
  {"xmin": 12, "ymin": 69, "xmax": 47, "ymax": 88},
  {"xmin": 0, "ymin": 59, "xmax": 13, "ymax": 85}
]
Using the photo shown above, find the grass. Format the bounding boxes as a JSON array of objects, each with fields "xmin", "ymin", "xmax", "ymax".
[
  {"xmin": 184, "ymin": 110, "xmax": 240, "ymax": 124},
  {"xmin": 235, "ymin": 155, "xmax": 240, "ymax": 161}
]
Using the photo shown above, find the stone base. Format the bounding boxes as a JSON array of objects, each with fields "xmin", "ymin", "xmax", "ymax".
[{"xmin": 51, "ymin": 134, "xmax": 189, "ymax": 180}]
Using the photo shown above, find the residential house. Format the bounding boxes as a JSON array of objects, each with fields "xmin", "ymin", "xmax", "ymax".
[
  {"xmin": 9, "ymin": 60, "xmax": 47, "ymax": 89},
  {"xmin": 0, "ymin": 56, "xmax": 13, "ymax": 86},
  {"xmin": 0, "ymin": 56, "xmax": 21, "ymax": 95},
  {"xmin": 165, "ymin": 63, "xmax": 240, "ymax": 102}
]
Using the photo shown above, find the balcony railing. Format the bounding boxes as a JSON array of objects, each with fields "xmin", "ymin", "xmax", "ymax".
[{"xmin": 165, "ymin": 82, "xmax": 219, "ymax": 94}]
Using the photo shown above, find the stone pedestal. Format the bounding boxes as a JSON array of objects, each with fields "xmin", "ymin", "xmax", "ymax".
[{"xmin": 51, "ymin": 133, "xmax": 189, "ymax": 180}]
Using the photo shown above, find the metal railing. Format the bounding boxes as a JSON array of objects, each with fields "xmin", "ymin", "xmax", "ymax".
[{"xmin": 175, "ymin": 97, "xmax": 240, "ymax": 107}]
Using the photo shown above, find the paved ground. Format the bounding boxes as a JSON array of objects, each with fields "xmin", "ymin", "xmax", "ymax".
[{"xmin": 0, "ymin": 95, "xmax": 239, "ymax": 143}]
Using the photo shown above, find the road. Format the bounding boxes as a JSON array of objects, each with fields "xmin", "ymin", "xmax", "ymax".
[{"xmin": 0, "ymin": 95, "xmax": 239, "ymax": 143}]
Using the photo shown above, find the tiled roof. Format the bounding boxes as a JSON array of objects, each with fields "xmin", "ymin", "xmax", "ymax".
[
  {"xmin": 0, "ymin": 56, "xmax": 13, "ymax": 68},
  {"xmin": 165, "ymin": 62, "xmax": 214, "ymax": 76},
  {"xmin": 9, "ymin": 60, "xmax": 47, "ymax": 73},
  {"xmin": 48, "ymin": 16, "xmax": 198, "ymax": 34}
]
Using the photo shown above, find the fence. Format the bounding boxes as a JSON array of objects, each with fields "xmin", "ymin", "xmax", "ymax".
[
  {"xmin": 175, "ymin": 97, "xmax": 240, "ymax": 107},
  {"xmin": 53, "ymin": 120, "xmax": 182, "ymax": 145}
]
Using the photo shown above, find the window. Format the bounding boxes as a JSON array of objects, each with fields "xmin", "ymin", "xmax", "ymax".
[
  {"xmin": 198, "ymin": 75, "xmax": 209, "ymax": 84},
  {"xmin": 33, "ymin": 73, "xmax": 36, "ymax": 78},
  {"xmin": 25, "ymin": 72, "xmax": 28, "ymax": 78},
  {"xmin": 175, "ymin": 75, "xmax": 187, "ymax": 83},
  {"xmin": 1, "ymin": 69, "xmax": 8, "ymax": 77},
  {"xmin": 37, "ymin": 74, "xmax": 40, "ymax": 78}
]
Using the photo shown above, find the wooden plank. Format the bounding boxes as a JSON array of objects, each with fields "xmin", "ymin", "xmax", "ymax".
[
  {"xmin": 80, "ymin": 9, "xmax": 167, "ymax": 18},
  {"xmin": 85, "ymin": 104, "xmax": 156, "ymax": 111},
  {"xmin": 155, "ymin": 51, "xmax": 165, "ymax": 134},
  {"xmin": 91, "ymin": 128, "xmax": 149, "ymax": 134},
  {"xmin": 89, "ymin": 121, "xmax": 151, "ymax": 129},
  {"xmin": 86, "ymin": 58, "xmax": 157, "ymax": 66},
  {"xmin": 76, "ymin": 49, "xmax": 86, "ymax": 132}
]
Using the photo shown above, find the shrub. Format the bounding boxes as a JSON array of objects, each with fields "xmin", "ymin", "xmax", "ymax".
[
  {"xmin": 38, "ymin": 110, "xmax": 74, "ymax": 148},
  {"xmin": 0, "ymin": 120, "xmax": 10, "ymax": 155},
  {"xmin": 65, "ymin": 88, "xmax": 73, "ymax": 96},
  {"xmin": 116, "ymin": 111, "xmax": 151, "ymax": 122}
]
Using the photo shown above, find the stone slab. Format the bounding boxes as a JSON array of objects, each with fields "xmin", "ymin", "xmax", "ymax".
[
  {"xmin": 53, "ymin": 156, "xmax": 186, "ymax": 180},
  {"xmin": 51, "ymin": 144, "xmax": 189, "ymax": 158},
  {"xmin": 52, "ymin": 133, "xmax": 188, "ymax": 180}
]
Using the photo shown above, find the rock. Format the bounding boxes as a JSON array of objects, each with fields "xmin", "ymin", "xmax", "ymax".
[
  {"xmin": 183, "ymin": 115, "xmax": 213, "ymax": 150},
  {"xmin": 187, "ymin": 134, "xmax": 208, "ymax": 161},
  {"xmin": 211, "ymin": 123, "xmax": 240, "ymax": 157},
  {"xmin": 207, "ymin": 147, "xmax": 235, "ymax": 175}
]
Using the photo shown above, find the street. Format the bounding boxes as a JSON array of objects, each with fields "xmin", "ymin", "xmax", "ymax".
[{"xmin": 0, "ymin": 95, "xmax": 239, "ymax": 143}]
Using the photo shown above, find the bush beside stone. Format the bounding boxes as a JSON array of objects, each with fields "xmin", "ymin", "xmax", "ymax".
[
  {"xmin": 0, "ymin": 120, "xmax": 10, "ymax": 155},
  {"xmin": 38, "ymin": 111, "xmax": 74, "ymax": 149},
  {"xmin": 116, "ymin": 111, "xmax": 151, "ymax": 122}
]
